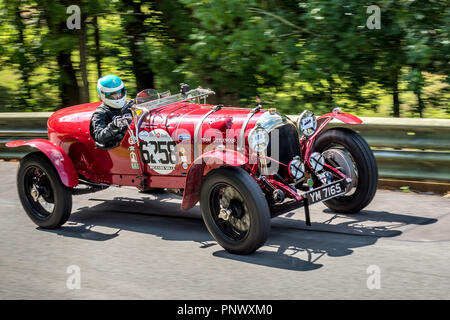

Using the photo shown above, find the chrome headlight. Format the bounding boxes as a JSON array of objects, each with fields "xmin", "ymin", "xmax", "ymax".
[
  {"xmin": 288, "ymin": 159, "xmax": 305, "ymax": 180},
  {"xmin": 297, "ymin": 110, "xmax": 317, "ymax": 137},
  {"xmin": 248, "ymin": 126, "xmax": 270, "ymax": 152},
  {"xmin": 309, "ymin": 152, "xmax": 325, "ymax": 172}
]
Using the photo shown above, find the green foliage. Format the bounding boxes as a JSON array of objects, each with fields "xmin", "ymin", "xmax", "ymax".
[
  {"xmin": 0, "ymin": 0, "xmax": 448, "ymax": 117},
  {"xmin": 179, "ymin": 0, "xmax": 288, "ymax": 105}
]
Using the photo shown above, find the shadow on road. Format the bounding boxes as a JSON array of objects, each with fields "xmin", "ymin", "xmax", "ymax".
[{"xmin": 39, "ymin": 193, "xmax": 437, "ymax": 272}]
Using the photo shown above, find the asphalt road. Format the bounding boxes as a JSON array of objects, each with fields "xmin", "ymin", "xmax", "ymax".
[{"xmin": 0, "ymin": 161, "xmax": 449, "ymax": 300}]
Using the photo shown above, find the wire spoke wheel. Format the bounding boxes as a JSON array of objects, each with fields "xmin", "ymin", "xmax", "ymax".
[
  {"xmin": 210, "ymin": 183, "xmax": 250, "ymax": 241},
  {"xmin": 200, "ymin": 166, "xmax": 270, "ymax": 255},
  {"xmin": 23, "ymin": 166, "xmax": 55, "ymax": 219},
  {"xmin": 322, "ymin": 145, "xmax": 359, "ymax": 196},
  {"xmin": 18, "ymin": 153, "xmax": 72, "ymax": 229},
  {"xmin": 314, "ymin": 128, "xmax": 378, "ymax": 213}
]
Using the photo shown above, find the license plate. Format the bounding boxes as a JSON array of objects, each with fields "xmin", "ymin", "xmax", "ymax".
[{"xmin": 302, "ymin": 179, "xmax": 346, "ymax": 205}]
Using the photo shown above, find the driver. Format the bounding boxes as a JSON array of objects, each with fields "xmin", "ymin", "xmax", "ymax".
[{"xmin": 91, "ymin": 75, "xmax": 133, "ymax": 148}]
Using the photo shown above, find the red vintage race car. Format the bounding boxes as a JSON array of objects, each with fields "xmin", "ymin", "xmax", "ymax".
[{"xmin": 7, "ymin": 85, "xmax": 378, "ymax": 254}]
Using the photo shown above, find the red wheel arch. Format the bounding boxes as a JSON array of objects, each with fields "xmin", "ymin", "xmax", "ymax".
[
  {"xmin": 181, "ymin": 149, "xmax": 248, "ymax": 210},
  {"xmin": 6, "ymin": 139, "xmax": 79, "ymax": 188}
]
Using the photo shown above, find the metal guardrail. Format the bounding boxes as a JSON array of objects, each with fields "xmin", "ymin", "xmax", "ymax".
[
  {"xmin": 322, "ymin": 117, "xmax": 450, "ymax": 183},
  {"xmin": 330, "ymin": 118, "xmax": 450, "ymax": 184},
  {"xmin": 0, "ymin": 113, "xmax": 50, "ymax": 159},
  {"xmin": 327, "ymin": 117, "xmax": 450, "ymax": 183},
  {"xmin": 1, "ymin": 113, "xmax": 449, "ymax": 183}
]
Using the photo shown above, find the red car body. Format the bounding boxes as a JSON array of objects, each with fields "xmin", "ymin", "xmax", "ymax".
[
  {"xmin": 7, "ymin": 87, "xmax": 377, "ymax": 254},
  {"xmin": 8, "ymin": 100, "xmax": 360, "ymax": 209}
]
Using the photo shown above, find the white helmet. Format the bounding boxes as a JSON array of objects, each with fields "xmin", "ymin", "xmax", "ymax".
[{"xmin": 97, "ymin": 75, "xmax": 127, "ymax": 109}]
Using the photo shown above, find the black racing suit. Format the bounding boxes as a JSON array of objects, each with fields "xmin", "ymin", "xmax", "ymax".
[{"xmin": 91, "ymin": 103, "xmax": 128, "ymax": 148}]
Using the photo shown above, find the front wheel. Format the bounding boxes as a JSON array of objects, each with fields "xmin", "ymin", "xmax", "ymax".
[
  {"xmin": 17, "ymin": 153, "xmax": 72, "ymax": 228},
  {"xmin": 200, "ymin": 166, "xmax": 271, "ymax": 255},
  {"xmin": 314, "ymin": 128, "xmax": 378, "ymax": 213}
]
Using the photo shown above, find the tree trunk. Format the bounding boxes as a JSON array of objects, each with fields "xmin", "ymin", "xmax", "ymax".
[
  {"xmin": 416, "ymin": 90, "xmax": 425, "ymax": 118},
  {"xmin": 392, "ymin": 71, "xmax": 400, "ymax": 117},
  {"xmin": 14, "ymin": 8, "xmax": 32, "ymax": 109},
  {"xmin": 121, "ymin": 0, "xmax": 155, "ymax": 92},
  {"xmin": 154, "ymin": 0, "xmax": 190, "ymax": 66},
  {"xmin": 78, "ymin": 18, "xmax": 90, "ymax": 103},
  {"xmin": 129, "ymin": 39, "xmax": 155, "ymax": 92},
  {"xmin": 57, "ymin": 53, "xmax": 81, "ymax": 108},
  {"xmin": 41, "ymin": 0, "xmax": 81, "ymax": 108},
  {"xmin": 328, "ymin": 78, "xmax": 334, "ymax": 107},
  {"xmin": 93, "ymin": 15, "xmax": 102, "ymax": 79}
]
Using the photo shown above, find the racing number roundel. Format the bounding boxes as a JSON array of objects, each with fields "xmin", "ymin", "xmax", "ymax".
[{"xmin": 140, "ymin": 129, "xmax": 178, "ymax": 174}]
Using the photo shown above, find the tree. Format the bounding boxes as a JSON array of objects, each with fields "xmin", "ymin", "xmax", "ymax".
[
  {"xmin": 401, "ymin": 0, "xmax": 450, "ymax": 117},
  {"xmin": 179, "ymin": 0, "xmax": 287, "ymax": 106},
  {"xmin": 119, "ymin": 0, "xmax": 155, "ymax": 92},
  {"xmin": 39, "ymin": 0, "xmax": 81, "ymax": 107},
  {"xmin": 2, "ymin": 0, "xmax": 35, "ymax": 109},
  {"xmin": 0, "ymin": 0, "xmax": 448, "ymax": 117},
  {"xmin": 251, "ymin": 0, "xmax": 449, "ymax": 117}
]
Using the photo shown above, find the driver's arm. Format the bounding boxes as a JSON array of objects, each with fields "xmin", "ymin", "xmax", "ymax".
[{"xmin": 91, "ymin": 111, "xmax": 124, "ymax": 146}]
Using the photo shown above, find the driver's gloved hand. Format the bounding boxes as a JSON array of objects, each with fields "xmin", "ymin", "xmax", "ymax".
[
  {"xmin": 112, "ymin": 116, "xmax": 129, "ymax": 129},
  {"xmin": 123, "ymin": 113, "xmax": 133, "ymax": 125}
]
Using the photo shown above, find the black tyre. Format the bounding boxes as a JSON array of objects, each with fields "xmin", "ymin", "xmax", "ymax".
[
  {"xmin": 314, "ymin": 128, "xmax": 378, "ymax": 213},
  {"xmin": 17, "ymin": 153, "xmax": 72, "ymax": 228},
  {"xmin": 200, "ymin": 166, "xmax": 270, "ymax": 254}
]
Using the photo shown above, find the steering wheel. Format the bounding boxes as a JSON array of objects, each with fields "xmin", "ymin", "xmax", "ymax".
[{"xmin": 121, "ymin": 100, "xmax": 134, "ymax": 115}]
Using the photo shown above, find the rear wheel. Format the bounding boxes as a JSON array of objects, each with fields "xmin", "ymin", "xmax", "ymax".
[
  {"xmin": 314, "ymin": 128, "xmax": 378, "ymax": 213},
  {"xmin": 17, "ymin": 153, "xmax": 72, "ymax": 228},
  {"xmin": 200, "ymin": 166, "xmax": 270, "ymax": 254}
]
